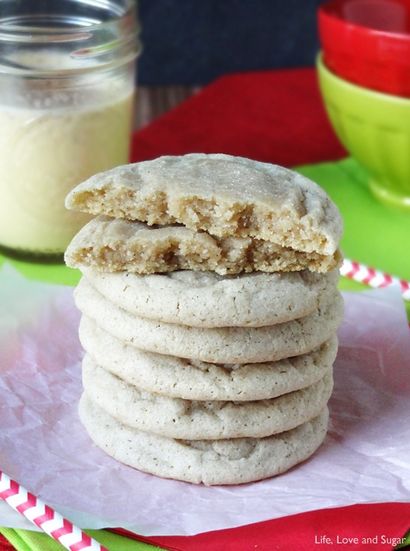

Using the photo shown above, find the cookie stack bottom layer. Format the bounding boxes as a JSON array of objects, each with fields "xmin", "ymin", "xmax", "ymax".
[
  {"xmin": 75, "ymin": 269, "xmax": 342, "ymax": 485},
  {"xmin": 80, "ymin": 396, "xmax": 329, "ymax": 486}
]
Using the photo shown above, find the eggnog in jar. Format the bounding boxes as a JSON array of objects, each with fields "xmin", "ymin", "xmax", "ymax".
[
  {"xmin": 0, "ymin": 0, "xmax": 140, "ymax": 258},
  {"xmin": 0, "ymin": 81, "xmax": 134, "ymax": 255}
]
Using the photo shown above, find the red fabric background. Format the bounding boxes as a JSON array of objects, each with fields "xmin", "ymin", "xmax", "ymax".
[
  {"xmin": 115, "ymin": 502, "xmax": 410, "ymax": 551},
  {"xmin": 0, "ymin": 538, "xmax": 14, "ymax": 551},
  {"xmin": 130, "ymin": 68, "xmax": 346, "ymax": 165}
]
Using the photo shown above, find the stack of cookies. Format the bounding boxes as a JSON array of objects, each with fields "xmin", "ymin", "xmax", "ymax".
[{"xmin": 65, "ymin": 154, "xmax": 343, "ymax": 486}]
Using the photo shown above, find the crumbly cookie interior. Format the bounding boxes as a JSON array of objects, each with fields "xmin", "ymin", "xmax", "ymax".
[
  {"xmin": 70, "ymin": 187, "xmax": 333, "ymax": 255},
  {"xmin": 66, "ymin": 224, "xmax": 341, "ymax": 275}
]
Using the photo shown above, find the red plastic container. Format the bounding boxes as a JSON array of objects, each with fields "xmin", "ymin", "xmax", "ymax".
[{"xmin": 318, "ymin": 0, "xmax": 410, "ymax": 97}]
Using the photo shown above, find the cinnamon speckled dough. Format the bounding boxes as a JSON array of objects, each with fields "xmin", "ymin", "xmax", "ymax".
[
  {"xmin": 80, "ymin": 317, "xmax": 338, "ymax": 401},
  {"xmin": 82, "ymin": 356, "xmax": 333, "ymax": 439},
  {"xmin": 79, "ymin": 395, "xmax": 329, "ymax": 485},
  {"xmin": 65, "ymin": 154, "xmax": 343, "ymax": 255},
  {"xmin": 81, "ymin": 265, "xmax": 339, "ymax": 328},
  {"xmin": 74, "ymin": 277, "xmax": 344, "ymax": 363},
  {"xmin": 65, "ymin": 216, "xmax": 341, "ymax": 275}
]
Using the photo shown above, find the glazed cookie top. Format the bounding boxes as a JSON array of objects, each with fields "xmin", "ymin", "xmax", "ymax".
[{"xmin": 65, "ymin": 154, "xmax": 343, "ymax": 255}]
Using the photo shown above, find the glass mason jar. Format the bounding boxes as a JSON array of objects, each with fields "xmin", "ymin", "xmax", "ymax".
[{"xmin": 0, "ymin": 0, "xmax": 141, "ymax": 260}]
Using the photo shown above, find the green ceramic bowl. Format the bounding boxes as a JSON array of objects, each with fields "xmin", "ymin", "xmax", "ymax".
[{"xmin": 317, "ymin": 53, "xmax": 410, "ymax": 210}]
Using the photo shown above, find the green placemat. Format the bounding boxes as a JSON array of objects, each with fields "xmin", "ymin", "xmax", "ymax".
[
  {"xmin": 297, "ymin": 158, "xmax": 410, "ymax": 316},
  {"xmin": 1, "ymin": 157, "xmax": 409, "ymax": 551},
  {"xmin": 0, "ymin": 255, "xmax": 79, "ymax": 287},
  {"xmin": 0, "ymin": 528, "xmax": 164, "ymax": 551},
  {"xmin": 297, "ymin": 158, "xmax": 410, "ymax": 282}
]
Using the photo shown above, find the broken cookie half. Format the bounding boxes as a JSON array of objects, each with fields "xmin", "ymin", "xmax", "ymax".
[
  {"xmin": 65, "ymin": 153, "xmax": 343, "ymax": 257},
  {"xmin": 65, "ymin": 215, "xmax": 342, "ymax": 275}
]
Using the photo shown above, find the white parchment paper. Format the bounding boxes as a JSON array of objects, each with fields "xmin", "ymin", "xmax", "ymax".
[{"xmin": 0, "ymin": 264, "xmax": 409, "ymax": 536}]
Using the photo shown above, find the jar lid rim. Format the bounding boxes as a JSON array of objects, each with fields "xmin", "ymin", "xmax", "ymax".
[{"xmin": 0, "ymin": 0, "xmax": 139, "ymax": 35}]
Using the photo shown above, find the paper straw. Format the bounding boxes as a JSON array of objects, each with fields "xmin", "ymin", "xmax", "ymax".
[
  {"xmin": 341, "ymin": 258, "xmax": 410, "ymax": 301},
  {"xmin": 0, "ymin": 471, "xmax": 108, "ymax": 551}
]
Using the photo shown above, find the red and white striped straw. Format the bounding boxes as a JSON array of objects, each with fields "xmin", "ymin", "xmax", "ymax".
[
  {"xmin": 0, "ymin": 471, "xmax": 108, "ymax": 551},
  {"xmin": 341, "ymin": 258, "xmax": 410, "ymax": 301}
]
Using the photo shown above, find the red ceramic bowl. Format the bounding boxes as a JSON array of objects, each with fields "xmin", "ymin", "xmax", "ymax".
[{"xmin": 318, "ymin": 0, "xmax": 410, "ymax": 97}]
